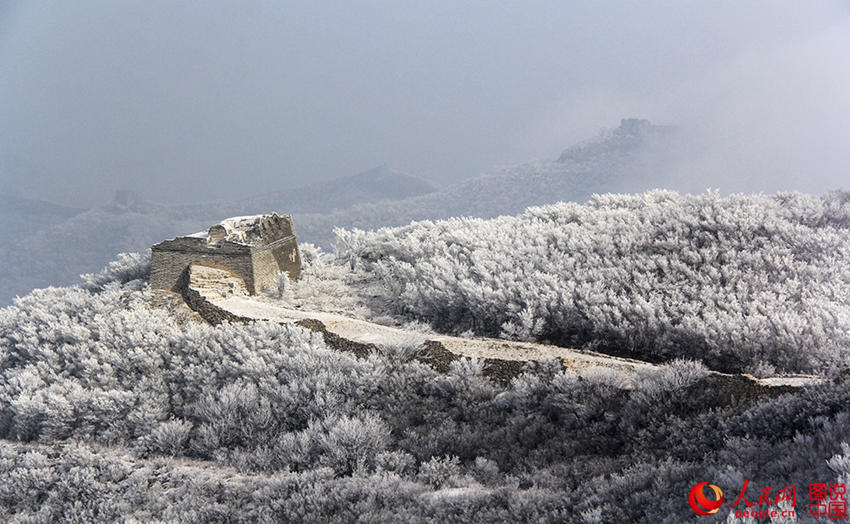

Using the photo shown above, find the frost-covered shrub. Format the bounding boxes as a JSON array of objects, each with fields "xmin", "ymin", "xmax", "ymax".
[
  {"xmin": 339, "ymin": 190, "xmax": 850, "ymax": 374},
  {"xmin": 828, "ymin": 442, "xmax": 850, "ymax": 485},
  {"xmin": 375, "ymin": 334, "xmax": 426, "ymax": 368},
  {"xmin": 147, "ymin": 419, "xmax": 193, "ymax": 457},
  {"xmin": 277, "ymin": 243, "xmax": 374, "ymax": 315},
  {"xmin": 298, "ymin": 242, "xmax": 321, "ymax": 266},
  {"xmin": 0, "ymin": 281, "xmax": 371, "ymax": 454},
  {"xmin": 375, "ymin": 450, "xmax": 416, "ymax": 475},
  {"xmin": 417, "ymin": 455, "xmax": 462, "ymax": 487},
  {"xmin": 579, "ymin": 366, "xmax": 632, "ymax": 389},
  {"xmin": 79, "ymin": 251, "xmax": 151, "ymax": 290},
  {"xmin": 632, "ymin": 359, "xmax": 709, "ymax": 400},
  {"xmin": 267, "ymin": 271, "xmax": 292, "ymax": 301},
  {"xmin": 3, "ymin": 267, "xmax": 850, "ymax": 521},
  {"xmin": 316, "ymin": 413, "xmax": 390, "ymax": 475}
]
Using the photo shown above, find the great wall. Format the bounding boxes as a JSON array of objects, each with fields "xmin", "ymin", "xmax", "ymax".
[
  {"xmin": 150, "ymin": 214, "xmax": 827, "ymax": 406},
  {"xmin": 150, "ymin": 213, "xmax": 301, "ymax": 295}
]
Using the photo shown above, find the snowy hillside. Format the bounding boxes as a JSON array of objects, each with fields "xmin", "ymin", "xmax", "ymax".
[
  {"xmin": 2, "ymin": 195, "xmax": 850, "ymax": 520},
  {"xmin": 331, "ymin": 190, "xmax": 850, "ymax": 375}
]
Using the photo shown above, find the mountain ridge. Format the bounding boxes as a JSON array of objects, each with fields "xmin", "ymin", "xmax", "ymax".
[
  {"xmin": 0, "ymin": 119, "xmax": 679, "ymax": 303},
  {"xmin": 0, "ymin": 165, "xmax": 436, "ymax": 304}
]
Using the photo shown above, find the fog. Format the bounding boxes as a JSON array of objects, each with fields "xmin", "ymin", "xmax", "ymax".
[{"xmin": 1, "ymin": 1, "xmax": 848, "ymax": 207}]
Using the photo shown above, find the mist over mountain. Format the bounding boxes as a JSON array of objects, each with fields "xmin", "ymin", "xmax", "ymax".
[
  {"xmin": 0, "ymin": 195, "xmax": 83, "ymax": 236},
  {"xmin": 169, "ymin": 164, "xmax": 439, "ymax": 217},
  {"xmin": 242, "ymin": 165, "xmax": 438, "ymax": 214},
  {"xmin": 0, "ymin": 119, "xmax": 678, "ymax": 303},
  {"xmin": 0, "ymin": 166, "xmax": 437, "ymax": 304},
  {"xmin": 0, "ymin": 196, "xmax": 85, "ymax": 300},
  {"xmin": 2, "ymin": 116, "xmax": 842, "ymax": 305},
  {"xmin": 294, "ymin": 119, "xmax": 684, "ymax": 245}
]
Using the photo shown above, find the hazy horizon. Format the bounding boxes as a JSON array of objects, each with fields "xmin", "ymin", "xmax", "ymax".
[{"xmin": 2, "ymin": 1, "xmax": 849, "ymax": 207}]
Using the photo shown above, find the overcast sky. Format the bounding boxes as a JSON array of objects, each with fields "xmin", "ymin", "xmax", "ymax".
[{"xmin": 1, "ymin": 1, "xmax": 849, "ymax": 207}]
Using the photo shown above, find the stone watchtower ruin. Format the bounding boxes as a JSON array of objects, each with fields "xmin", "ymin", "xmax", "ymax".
[{"xmin": 150, "ymin": 213, "xmax": 301, "ymax": 295}]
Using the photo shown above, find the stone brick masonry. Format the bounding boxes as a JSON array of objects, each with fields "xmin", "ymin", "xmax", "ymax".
[{"xmin": 150, "ymin": 213, "xmax": 301, "ymax": 295}]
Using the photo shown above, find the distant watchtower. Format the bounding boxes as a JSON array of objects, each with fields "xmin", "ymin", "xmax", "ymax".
[{"xmin": 150, "ymin": 213, "xmax": 301, "ymax": 295}]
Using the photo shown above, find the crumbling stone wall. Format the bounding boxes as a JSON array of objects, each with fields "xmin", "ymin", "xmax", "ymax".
[
  {"xmin": 150, "ymin": 213, "xmax": 301, "ymax": 295},
  {"xmin": 249, "ymin": 215, "xmax": 301, "ymax": 292},
  {"xmin": 253, "ymin": 237, "xmax": 301, "ymax": 292},
  {"xmin": 150, "ymin": 238, "xmax": 256, "ymax": 293},
  {"xmin": 254, "ymin": 214, "xmax": 295, "ymax": 247},
  {"xmin": 177, "ymin": 264, "xmax": 252, "ymax": 325}
]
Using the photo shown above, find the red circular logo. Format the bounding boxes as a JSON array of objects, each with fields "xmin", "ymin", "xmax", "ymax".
[{"xmin": 689, "ymin": 481, "xmax": 724, "ymax": 516}]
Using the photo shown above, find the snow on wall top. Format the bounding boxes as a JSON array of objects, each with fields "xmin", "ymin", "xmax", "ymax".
[
  {"xmin": 208, "ymin": 215, "xmax": 268, "ymax": 246},
  {"xmin": 183, "ymin": 215, "xmax": 266, "ymax": 244},
  {"xmin": 158, "ymin": 213, "xmax": 295, "ymax": 248},
  {"xmin": 206, "ymin": 213, "xmax": 296, "ymax": 247}
]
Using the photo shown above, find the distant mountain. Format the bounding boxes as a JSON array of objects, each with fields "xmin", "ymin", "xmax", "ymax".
[
  {"xmin": 0, "ymin": 167, "xmax": 437, "ymax": 304},
  {"xmin": 0, "ymin": 195, "xmax": 84, "ymax": 301},
  {"xmin": 231, "ymin": 165, "xmax": 438, "ymax": 214},
  {"xmin": 0, "ymin": 120, "xmax": 683, "ymax": 303},
  {"xmin": 0, "ymin": 194, "xmax": 83, "ymax": 230},
  {"xmin": 556, "ymin": 118, "xmax": 675, "ymax": 163},
  {"xmin": 293, "ymin": 119, "xmax": 682, "ymax": 246}
]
